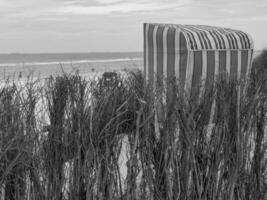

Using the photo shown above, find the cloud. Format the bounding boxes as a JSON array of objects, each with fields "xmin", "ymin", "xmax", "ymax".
[
  {"xmin": 96, "ymin": 0, "xmax": 123, "ymax": 4},
  {"xmin": 220, "ymin": 9, "xmax": 241, "ymax": 15},
  {"xmin": 228, "ymin": 16, "xmax": 267, "ymax": 22},
  {"xmin": 0, "ymin": 0, "xmax": 266, "ymax": 52},
  {"xmin": 56, "ymin": 0, "xmax": 191, "ymax": 15}
]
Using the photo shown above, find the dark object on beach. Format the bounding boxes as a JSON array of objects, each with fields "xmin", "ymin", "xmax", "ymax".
[{"xmin": 101, "ymin": 72, "xmax": 118, "ymax": 88}]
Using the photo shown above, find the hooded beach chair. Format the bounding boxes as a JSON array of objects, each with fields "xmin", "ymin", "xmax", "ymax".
[{"xmin": 143, "ymin": 23, "xmax": 254, "ymax": 134}]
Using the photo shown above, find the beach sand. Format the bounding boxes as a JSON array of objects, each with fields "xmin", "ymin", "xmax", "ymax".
[{"xmin": 0, "ymin": 59, "xmax": 143, "ymax": 80}]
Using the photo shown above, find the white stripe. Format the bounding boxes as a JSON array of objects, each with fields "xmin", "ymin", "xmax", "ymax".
[
  {"xmin": 237, "ymin": 50, "xmax": 242, "ymax": 80},
  {"xmin": 194, "ymin": 26, "xmax": 217, "ymax": 49},
  {"xmin": 244, "ymin": 50, "xmax": 253, "ymax": 96},
  {"xmin": 229, "ymin": 33, "xmax": 238, "ymax": 49},
  {"xmin": 163, "ymin": 27, "xmax": 168, "ymax": 105},
  {"xmin": 199, "ymin": 50, "xmax": 207, "ymax": 99},
  {"xmin": 192, "ymin": 26, "xmax": 212, "ymax": 49},
  {"xmin": 233, "ymin": 32, "xmax": 242, "ymax": 49},
  {"xmin": 210, "ymin": 31, "xmax": 220, "ymax": 49},
  {"xmin": 185, "ymin": 31, "xmax": 195, "ymax": 49},
  {"xmin": 183, "ymin": 27, "xmax": 198, "ymax": 50},
  {"xmin": 212, "ymin": 29, "xmax": 224, "ymax": 48},
  {"xmin": 208, "ymin": 50, "xmax": 219, "ymax": 125},
  {"xmin": 236, "ymin": 32, "xmax": 246, "ymax": 48},
  {"xmin": 188, "ymin": 26, "xmax": 206, "ymax": 49},
  {"xmin": 214, "ymin": 50, "xmax": 219, "ymax": 80},
  {"xmin": 226, "ymin": 50, "xmax": 231, "ymax": 75},
  {"xmin": 174, "ymin": 29, "xmax": 180, "ymax": 79},
  {"xmin": 152, "ymin": 26, "xmax": 160, "ymax": 140},
  {"xmin": 153, "ymin": 26, "xmax": 158, "ymax": 84},
  {"xmin": 198, "ymin": 25, "xmax": 218, "ymax": 49},
  {"xmin": 237, "ymin": 50, "xmax": 242, "ymax": 134},
  {"xmin": 211, "ymin": 29, "xmax": 223, "ymax": 49},
  {"xmin": 238, "ymin": 31, "xmax": 249, "ymax": 49},
  {"xmin": 216, "ymin": 29, "xmax": 230, "ymax": 49},
  {"xmin": 185, "ymin": 51, "xmax": 194, "ymax": 92},
  {"xmin": 145, "ymin": 24, "xmax": 149, "ymax": 81},
  {"xmin": 163, "ymin": 27, "xmax": 168, "ymax": 78},
  {"xmin": 246, "ymin": 32, "xmax": 254, "ymax": 49},
  {"xmin": 246, "ymin": 50, "xmax": 252, "ymax": 77},
  {"xmin": 183, "ymin": 27, "xmax": 202, "ymax": 49},
  {"xmin": 208, "ymin": 101, "xmax": 216, "ymax": 125},
  {"xmin": 224, "ymin": 29, "xmax": 236, "ymax": 49},
  {"xmin": 224, "ymin": 34, "xmax": 233, "ymax": 50}
]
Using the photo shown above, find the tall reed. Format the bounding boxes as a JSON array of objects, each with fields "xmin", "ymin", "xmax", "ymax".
[{"xmin": 0, "ymin": 50, "xmax": 266, "ymax": 200}]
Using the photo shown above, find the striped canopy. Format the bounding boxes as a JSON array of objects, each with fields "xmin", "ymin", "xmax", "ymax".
[
  {"xmin": 144, "ymin": 23, "xmax": 254, "ymax": 128},
  {"xmin": 144, "ymin": 23, "xmax": 254, "ymax": 96}
]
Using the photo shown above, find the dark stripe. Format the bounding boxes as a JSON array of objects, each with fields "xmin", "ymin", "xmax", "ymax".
[
  {"xmin": 231, "ymin": 33, "xmax": 239, "ymax": 49},
  {"xmin": 214, "ymin": 29, "xmax": 226, "ymax": 49},
  {"xmin": 244, "ymin": 31, "xmax": 251, "ymax": 49},
  {"xmin": 221, "ymin": 28, "xmax": 235, "ymax": 49},
  {"xmin": 191, "ymin": 51, "xmax": 202, "ymax": 101},
  {"xmin": 225, "ymin": 33, "xmax": 233, "ymax": 49},
  {"xmin": 239, "ymin": 31, "xmax": 250, "ymax": 49},
  {"xmin": 204, "ymin": 51, "xmax": 215, "ymax": 124},
  {"xmin": 238, "ymin": 31, "xmax": 247, "ymax": 49},
  {"xmin": 183, "ymin": 28, "xmax": 198, "ymax": 49},
  {"xmin": 144, "ymin": 23, "xmax": 147, "ymax": 80},
  {"xmin": 148, "ymin": 24, "xmax": 154, "ymax": 84},
  {"xmin": 227, "ymin": 33, "xmax": 235, "ymax": 49},
  {"xmin": 201, "ymin": 30, "xmax": 213, "ymax": 49},
  {"xmin": 208, "ymin": 30, "xmax": 219, "ymax": 49},
  {"xmin": 186, "ymin": 31, "xmax": 197, "ymax": 49},
  {"xmin": 199, "ymin": 31, "xmax": 209, "ymax": 49},
  {"xmin": 156, "ymin": 26, "xmax": 164, "ymax": 87},
  {"xmin": 230, "ymin": 50, "xmax": 238, "ymax": 80},
  {"xmin": 193, "ymin": 25, "xmax": 212, "ymax": 48},
  {"xmin": 219, "ymin": 51, "xmax": 227, "ymax": 77},
  {"xmin": 185, "ymin": 32, "xmax": 194, "ymax": 49},
  {"xmin": 219, "ymin": 28, "xmax": 232, "ymax": 49},
  {"xmin": 229, "ymin": 33, "xmax": 237, "ymax": 49},
  {"xmin": 235, "ymin": 31, "xmax": 245, "ymax": 49},
  {"xmin": 189, "ymin": 31, "xmax": 199, "ymax": 49},
  {"xmin": 179, "ymin": 32, "xmax": 188, "ymax": 89},
  {"xmin": 185, "ymin": 26, "xmax": 205, "ymax": 49},
  {"xmin": 240, "ymin": 50, "xmax": 249, "ymax": 98},
  {"xmin": 212, "ymin": 30, "xmax": 223, "ymax": 49},
  {"xmin": 195, "ymin": 31, "xmax": 205, "ymax": 49},
  {"xmin": 167, "ymin": 28, "xmax": 176, "ymax": 105},
  {"xmin": 241, "ymin": 50, "xmax": 249, "ymax": 78},
  {"xmin": 205, "ymin": 51, "xmax": 215, "ymax": 91}
]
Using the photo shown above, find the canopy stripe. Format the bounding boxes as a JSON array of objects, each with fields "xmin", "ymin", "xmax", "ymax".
[{"xmin": 146, "ymin": 23, "xmax": 253, "ymax": 51}]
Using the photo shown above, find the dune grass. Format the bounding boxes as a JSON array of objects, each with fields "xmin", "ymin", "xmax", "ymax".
[{"xmin": 0, "ymin": 51, "xmax": 266, "ymax": 200}]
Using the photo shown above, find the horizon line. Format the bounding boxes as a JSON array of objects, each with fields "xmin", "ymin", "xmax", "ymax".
[{"xmin": 0, "ymin": 51, "xmax": 143, "ymax": 55}]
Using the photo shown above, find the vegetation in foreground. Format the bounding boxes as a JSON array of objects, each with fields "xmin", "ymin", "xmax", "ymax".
[{"xmin": 0, "ymin": 51, "xmax": 266, "ymax": 200}]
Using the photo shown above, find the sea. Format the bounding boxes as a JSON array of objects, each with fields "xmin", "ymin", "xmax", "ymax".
[
  {"xmin": 0, "ymin": 52, "xmax": 143, "ymax": 79},
  {"xmin": 0, "ymin": 52, "xmax": 144, "ymax": 182},
  {"xmin": 0, "ymin": 50, "xmax": 262, "ymax": 80}
]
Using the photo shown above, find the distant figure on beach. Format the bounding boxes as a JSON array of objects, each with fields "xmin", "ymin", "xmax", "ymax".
[
  {"xmin": 18, "ymin": 72, "xmax": 22, "ymax": 79},
  {"xmin": 101, "ymin": 72, "xmax": 118, "ymax": 88}
]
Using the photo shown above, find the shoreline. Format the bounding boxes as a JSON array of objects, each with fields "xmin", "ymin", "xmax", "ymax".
[{"xmin": 0, "ymin": 59, "xmax": 143, "ymax": 80}]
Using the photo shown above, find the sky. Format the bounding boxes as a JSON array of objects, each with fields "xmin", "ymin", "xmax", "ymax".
[{"xmin": 0, "ymin": 0, "xmax": 267, "ymax": 53}]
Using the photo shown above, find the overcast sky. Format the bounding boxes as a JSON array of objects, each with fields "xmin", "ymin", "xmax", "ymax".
[{"xmin": 0, "ymin": 0, "xmax": 267, "ymax": 53}]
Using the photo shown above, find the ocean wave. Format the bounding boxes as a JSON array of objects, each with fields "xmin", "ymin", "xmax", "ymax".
[{"xmin": 0, "ymin": 57, "xmax": 143, "ymax": 67}]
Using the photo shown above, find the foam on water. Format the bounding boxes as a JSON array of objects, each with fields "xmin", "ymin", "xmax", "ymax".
[
  {"xmin": 0, "ymin": 52, "xmax": 143, "ymax": 79},
  {"xmin": 0, "ymin": 57, "xmax": 143, "ymax": 67}
]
